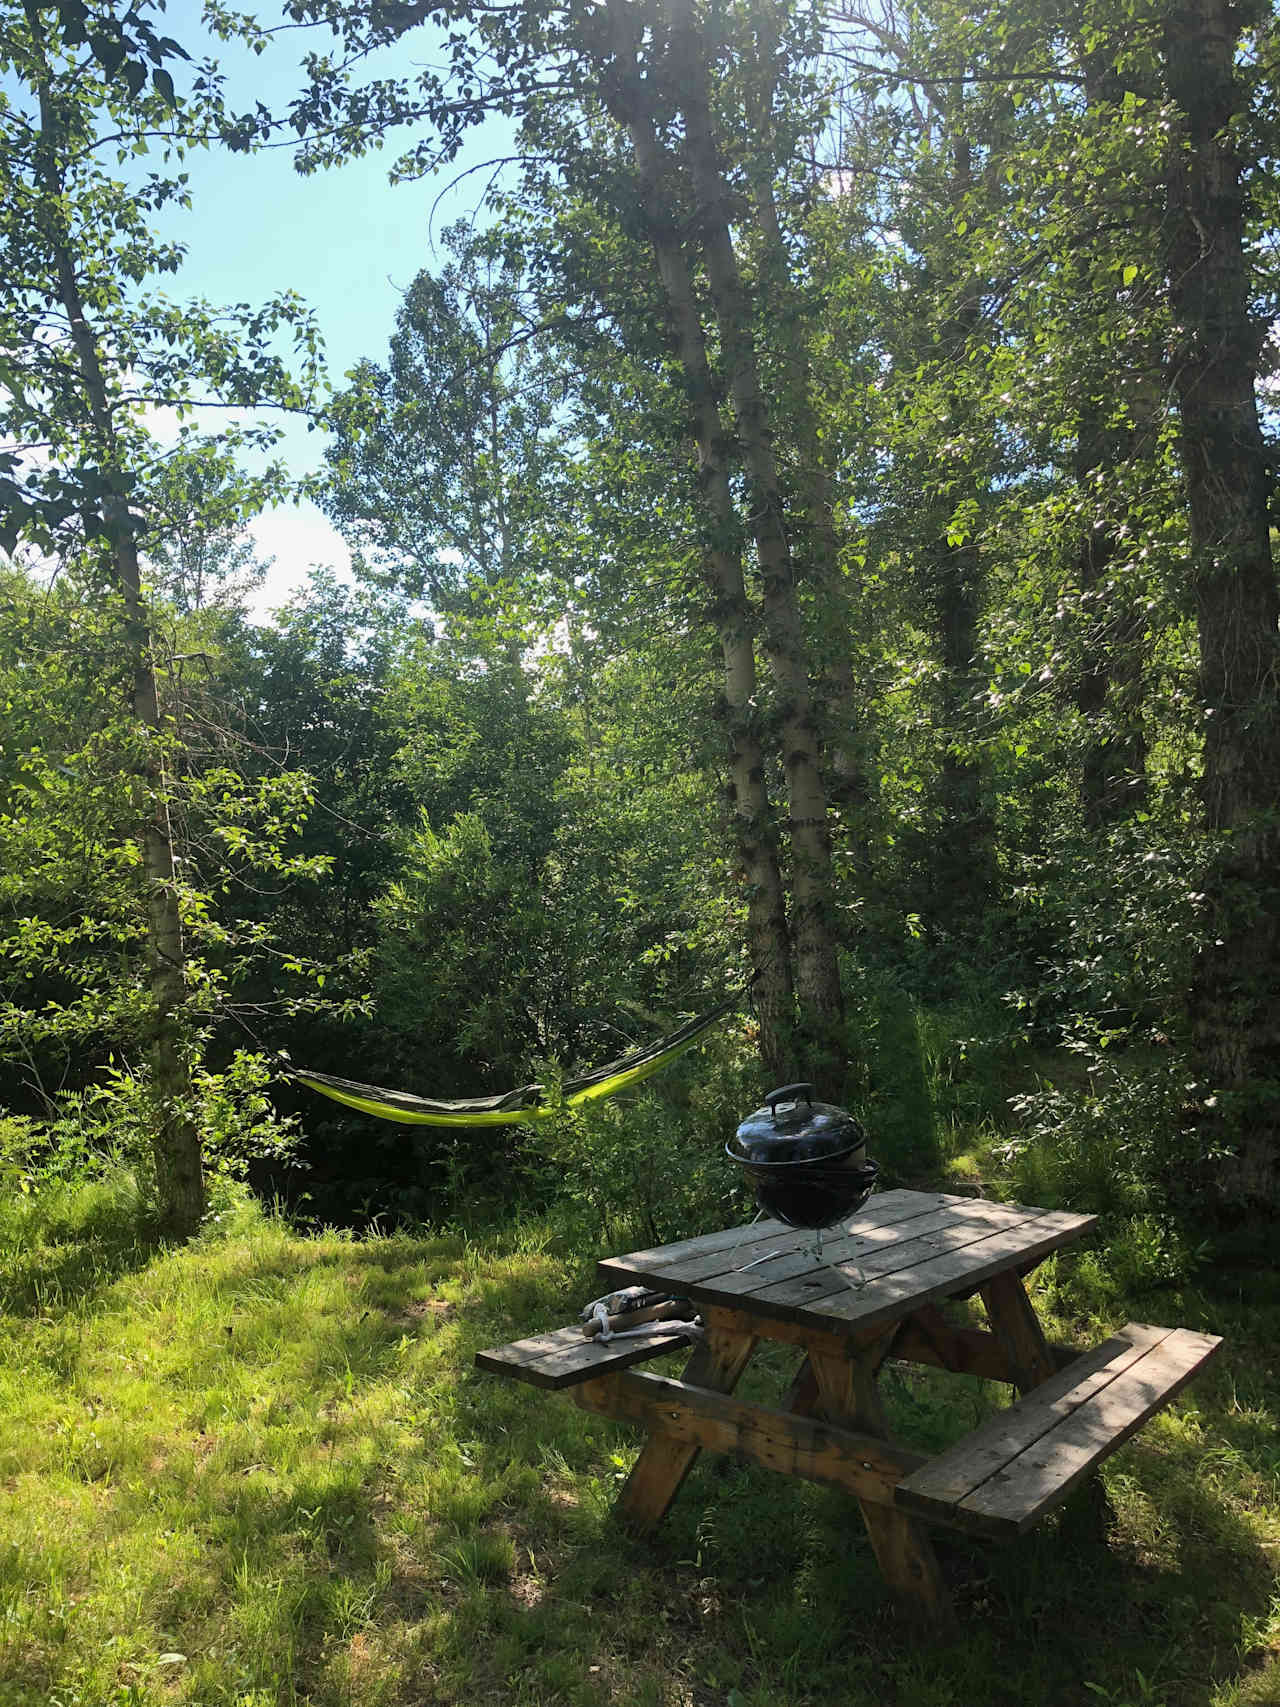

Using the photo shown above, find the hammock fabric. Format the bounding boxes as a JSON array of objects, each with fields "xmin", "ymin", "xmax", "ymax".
[{"xmin": 292, "ymin": 985, "xmax": 749, "ymax": 1128}]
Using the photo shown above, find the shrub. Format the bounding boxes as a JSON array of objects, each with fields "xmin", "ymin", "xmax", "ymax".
[{"xmin": 530, "ymin": 1032, "xmax": 761, "ymax": 1247}]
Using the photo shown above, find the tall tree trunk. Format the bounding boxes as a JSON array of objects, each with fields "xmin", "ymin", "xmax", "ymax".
[
  {"xmin": 1164, "ymin": 0, "xmax": 1280, "ymax": 1213},
  {"xmin": 597, "ymin": 1, "xmax": 798, "ymax": 1078},
  {"xmin": 743, "ymin": 10, "xmax": 869, "ymax": 854},
  {"xmin": 1074, "ymin": 406, "xmax": 1149, "ymax": 829},
  {"xmin": 666, "ymin": 6, "xmax": 844, "ymax": 1050},
  {"xmin": 27, "ymin": 10, "xmax": 205, "ymax": 1234},
  {"xmin": 1072, "ymin": 52, "xmax": 1152, "ymax": 830},
  {"xmin": 921, "ymin": 132, "xmax": 996, "ymax": 930}
]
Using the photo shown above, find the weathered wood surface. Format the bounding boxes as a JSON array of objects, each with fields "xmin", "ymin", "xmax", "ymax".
[
  {"xmin": 573, "ymin": 1368, "xmax": 924, "ymax": 1504},
  {"xmin": 598, "ymin": 1189, "xmax": 948, "ymax": 1283},
  {"xmin": 896, "ymin": 1322, "xmax": 1223, "ymax": 1537},
  {"xmin": 807, "ymin": 1334, "xmax": 955, "ymax": 1627},
  {"xmin": 475, "ymin": 1322, "xmax": 697, "ymax": 1390},
  {"xmin": 714, "ymin": 1201, "xmax": 1035, "ymax": 1305},
  {"xmin": 599, "ymin": 1194, "xmax": 1096, "ymax": 1341},
  {"xmin": 808, "ymin": 1212, "xmax": 1095, "ymax": 1335},
  {"xmin": 888, "ymin": 1303, "xmax": 1077, "ymax": 1384},
  {"xmin": 667, "ymin": 1193, "xmax": 968, "ymax": 1288},
  {"xmin": 978, "ymin": 1269, "xmax": 1059, "ymax": 1394},
  {"xmin": 611, "ymin": 1322, "xmax": 757, "ymax": 1534}
]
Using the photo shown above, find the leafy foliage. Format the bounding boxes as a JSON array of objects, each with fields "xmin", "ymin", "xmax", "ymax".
[{"xmin": 3, "ymin": 0, "xmax": 1280, "ymax": 1235}]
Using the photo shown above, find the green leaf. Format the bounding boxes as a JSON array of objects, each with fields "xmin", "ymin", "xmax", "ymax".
[{"xmin": 88, "ymin": 30, "xmax": 125, "ymax": 78}]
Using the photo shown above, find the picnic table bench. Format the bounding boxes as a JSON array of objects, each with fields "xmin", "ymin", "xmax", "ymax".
[{"xmin": 476, "ymin": 1189, "xmax": 1221, "ymax": 1624}]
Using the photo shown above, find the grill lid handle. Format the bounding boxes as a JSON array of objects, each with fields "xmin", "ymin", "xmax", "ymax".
[{"xmin": 766, "ymin": 1082, "xmax": 814, "ymax": 1113}]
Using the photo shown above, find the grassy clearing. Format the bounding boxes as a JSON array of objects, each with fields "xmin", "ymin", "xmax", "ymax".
[{"xmin": 0, "ymin": 1174, "xmax": 1276, "ymax": 1707}]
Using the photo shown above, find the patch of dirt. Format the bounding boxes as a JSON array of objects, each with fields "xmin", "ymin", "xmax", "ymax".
[
  {"xmin": 391, "ymin": 1299, "xmax": 456, "ymax": 1327},
  {"xmin": 508, "ymin": 1570, "xmax": 545, "ymax": 1609}
]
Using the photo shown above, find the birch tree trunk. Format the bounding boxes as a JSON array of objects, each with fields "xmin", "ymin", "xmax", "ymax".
[
  {"xmin": 664, "ymin": 4, "xmax": 844, "ymax": 1044},
  {"xmin": 597, "ymin": 0, "xmax": 798, "ymax": 1078},
  {"xmin": 26, "ymin": 12, "xmax": 205, "ymax": 1235},
  {"xmin": 1164, "ymin": 0, "xmax": 1280, "ymax": 1213},
  {"xmin": 742, "ymin": 12, "xmax": 869, "ymax": 850}
]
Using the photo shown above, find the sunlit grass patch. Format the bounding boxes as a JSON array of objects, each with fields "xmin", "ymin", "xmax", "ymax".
[{"xmin": 0, "ymin": 1172, "xmax": 1275, "ymax": 1706}]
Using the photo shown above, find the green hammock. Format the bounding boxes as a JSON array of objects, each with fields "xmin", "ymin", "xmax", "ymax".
[{"xmin": 292, "ymin": 985, "xmax": 749, "ymax": 1128}]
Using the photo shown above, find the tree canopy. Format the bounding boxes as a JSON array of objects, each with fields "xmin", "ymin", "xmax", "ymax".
[{"xmin": 2, "ymin": 0, "xmax": 1279, "ymax": 1237}]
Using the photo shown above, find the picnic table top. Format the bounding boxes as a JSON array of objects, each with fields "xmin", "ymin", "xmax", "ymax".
[{"xmin": 597, "ymin": 1188, "xmax": 1096, "ymax": 1340}]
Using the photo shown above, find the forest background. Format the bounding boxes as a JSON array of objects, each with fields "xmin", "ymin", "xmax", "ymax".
[
  {"xmin": 2, "ymin": 0, "xmax": 1279, "ymax": 1252},
  {"xmin": 3, "ymin": 2, "xmax": 1280, "ymax": 1703}
]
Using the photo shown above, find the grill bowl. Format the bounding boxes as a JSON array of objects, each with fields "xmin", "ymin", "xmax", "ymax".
[{"xmin": 727, "ymin": 1148, "xmax": 879, "ymax": 1229}]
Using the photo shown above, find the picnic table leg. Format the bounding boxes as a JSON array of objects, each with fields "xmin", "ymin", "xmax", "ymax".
[
  {"xmin": 612, "ymin": 1317, "xmax": 757, "ymax": 1535},
  {"xmin": 979, "ymin": 1269, "xmax": 1111, "ymax": 1531},
  {"xmin": 978, "ymin": 1270, "xmax": 1057, "ymax": 1394},
  {"xmin": 808, "ymin": 1343, "xmax": 955, "ymax": 1630},
  {"xmin": 783, "ymin": 1354, "xmax": 819, "ymax": 1414}
]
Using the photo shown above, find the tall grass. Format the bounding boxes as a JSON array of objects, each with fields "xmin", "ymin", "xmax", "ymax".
[
  {"xmin": 0, "ymin": 1152, "xmax": 1274, "ymax": 1707},
  {"xmin": 0, "ymin": 995, "xmax": 1275, "ymax": 1707}
]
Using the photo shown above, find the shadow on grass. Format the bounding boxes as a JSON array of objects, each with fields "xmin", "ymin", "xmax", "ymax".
[
  {"xmin": 361, "ymin": 1450, "xmax": 1277, "ymax": 1707},
  {"xmin": 0, "ymin": 1181, "xmax": 164, "ymax": 1318},
  {"xmin": 335, "ymin": 1258, "xmax": 1276, "ymax": 1706},
  {"xmin": 3, "ymin": 1216, "xmax": 1276, "ymax": 1707}
]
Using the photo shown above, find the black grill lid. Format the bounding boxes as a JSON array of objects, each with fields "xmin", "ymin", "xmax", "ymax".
[{"xmin": 728, "ymin": 1082, "xmax": 866, "ymax": 1169}]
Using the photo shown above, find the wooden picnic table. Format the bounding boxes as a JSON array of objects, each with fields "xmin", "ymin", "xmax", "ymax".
[{"xmin": 477, "ymin": 1188, "xmax": 1221, "ymax": 1625}]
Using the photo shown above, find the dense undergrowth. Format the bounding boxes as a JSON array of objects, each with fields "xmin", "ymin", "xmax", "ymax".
[{"xmin": 1, "ymin": 1018, "xmax": 1277, "ymax": 1707}]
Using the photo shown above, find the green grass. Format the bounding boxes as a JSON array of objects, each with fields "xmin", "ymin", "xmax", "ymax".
[{"xmin": 0, "ymin": 1177, "xmax": 1276, "ymax": 1707}]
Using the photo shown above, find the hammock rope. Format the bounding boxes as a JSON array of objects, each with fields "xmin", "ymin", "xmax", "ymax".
[{"xmin": 291, "ymin": 981, "xmax": 752, "ymax": 1128}]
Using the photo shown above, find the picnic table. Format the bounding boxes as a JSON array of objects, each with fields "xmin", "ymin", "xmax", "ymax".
[{"xmin": 477, "ymin": 1189, "xmax": 1221, "ymax": 1624}]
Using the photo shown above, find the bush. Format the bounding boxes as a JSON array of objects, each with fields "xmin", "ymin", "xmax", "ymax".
[
  {"xmin": 530, "ymin": 1032, "xmax": 762, "ymax": 1247},
  {"xmin": 0, "ymin": 1051, "xmax": 301, "ymax": 1219}
]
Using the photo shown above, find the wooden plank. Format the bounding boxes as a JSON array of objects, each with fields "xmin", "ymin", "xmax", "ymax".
[
  {"xmin": 954, "ymin": 1327, "xmax": 1222, "ymax": 1536},
  {"xmin": 474, "ymin": 1324, "xmax": 587, "ymax": 1373},
  {"xmin": 600, "ymin": 1212, "xmax": 803, "ymax": 1275},
  {"xmin": 748, "ymin": 1204, "xmax": 1045, "ymax": 1312},
  {"xmin": 806, "ymin": 1336, "xmax": 954, "ymax": 1628},
  {"xmin": 594, "ymin": 1211, "xmax": 1092, "ymax": 1341},
  {"xmin": 596, "ymin": 1190, "xmax": 935, "ymax": 1291},
  {"xmin": 600, "ymin": 1193, "xmax": 1055, "ymax": 1291},
  {"xmin": 610, "ymin": 1322, "xmax": 757, "ymax": 1533},
  {"xmin": 888, "ymin": 1306, "xmax": 1077, "ymax": 1383},
  {"xmin": 475, "ymin": 1323, "xmax": 697, "ymax": 1391},
  {"xmin": 531, "ymin": 1326, "xmax": 697, "ymax": 1388},
  {"xmin": 896, "ymin": 1324, "xmax": 1173, "ymax": 1519},
  {"xmin": 979, "ymin": 1270, "xmax": 1059, "ymax": 1393},
  {"xmin": 701, "ymin": 1301, "xmax": 880, "ymax": 1359},
  {"xmin": 647, "ymin": 1192, "xmax": 959, "ymax": 1288},
  {"xmin": 927, "ymin": 1191, "xmax": 1050, "ymax": 1214},
  {"xmin": 573, "ymin": 1369, "xmax": 925, "ymax": 1505},
  {"xmin": 783, "ymin": 1355, "xmax": 819, "ymax": 1414},
  {"xmin": 808, "ymin": 1211, "xmax": 1096, "ymax": 1335},
  {"xmin": 704, "ymin": 1198, "xmax": 1036, "ymax": 1300}
]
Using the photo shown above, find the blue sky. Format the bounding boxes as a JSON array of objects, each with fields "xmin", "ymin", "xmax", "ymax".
[{"xmin": 154, "ymin": 6, "xmax": 513, "ymax": 614}]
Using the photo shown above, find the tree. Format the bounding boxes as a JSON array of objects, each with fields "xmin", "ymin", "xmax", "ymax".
[
  {"xmin": 0, "ymin": 0, "xmax": 320, "ymax": 1232},
  {"xmin": 145, "ymin": 442, "xmax": 276, "ymax": 615},
  {"xmin": 282, "ymin": 0, "xmax": 868, "ymax": 1079},
  {"xmin": 1162, "ymin": 0, "xmax": 1280, "ymax": 1213}
]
